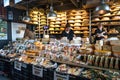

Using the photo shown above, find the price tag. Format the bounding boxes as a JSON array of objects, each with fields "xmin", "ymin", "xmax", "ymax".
[
  {"xmin": 54, "ymin": 72, "xmax": 69, "ymax": 80},
  {"xmin": 22, "ymin": 63, "xmax": 27, "ymax": 68},
  {"xmin": 32, "ymin": 65, "xmax": 43, "ymax": 77},
  {"xmin": 14, "ymin": 61, "xmax": 22, "ymax": 71}
]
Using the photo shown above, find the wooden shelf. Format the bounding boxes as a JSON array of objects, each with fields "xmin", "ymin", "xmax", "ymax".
[
  {"xmin": 92, "ymin": 24, "xmax": 120, "ymax": 26},
  {"xmin": 92, "ymin": 19, "xmax": 120, "ymax": 22},
  {"xmin": 52, "ymin": 60, "xmax": 120, "ymax": 72}
]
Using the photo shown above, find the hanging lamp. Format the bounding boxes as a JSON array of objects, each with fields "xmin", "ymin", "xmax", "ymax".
[
  {"xmin": 94, "ymin": 0, "xmax": 110, "ymax": 14},
  {"xmin": 23, "ymin": 0, "xmax": 31, "ymax": 22},
  {"xmin": 47, "ymin": 0, "xmax": 57, "ymax": 19}
]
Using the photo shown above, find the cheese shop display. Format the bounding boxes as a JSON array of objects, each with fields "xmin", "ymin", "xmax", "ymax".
[{"xmin": 0, "ymin": 38, "xmax": 120, "ymax": 80}]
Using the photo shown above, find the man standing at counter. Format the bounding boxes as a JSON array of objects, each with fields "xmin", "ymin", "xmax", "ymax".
[
  {"xmin": 94, "ymin": 23, "xmax": 107, "ymax": 43},
  {"xmin": 61, "ymin": 23, "xmax": 74, "ymax": 41}
]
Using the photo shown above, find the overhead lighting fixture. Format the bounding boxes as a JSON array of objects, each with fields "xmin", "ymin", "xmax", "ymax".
[
  {"xmin": 23, "ymin": 0, "xmax": 31, "ymax": 22},
  {"xmin": 47, "ymin": 0, "xmax": 57, "ymax": 19},
  {"xmin": 94, "ymin": 0, "xmax": 110, "ymax": 14}
]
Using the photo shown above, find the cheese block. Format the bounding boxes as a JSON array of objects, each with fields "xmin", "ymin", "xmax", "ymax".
[
  {"xmin": 74, "ymin": 23, "xmax": 81, "ymax": 26},
  {"xmin": 74, "ymin": 27, "xmax": 80, "ymax": 30},
  {"xmin": 101, "ymin": 17, "xmax": 110, "ymax": 20},
  {"xmin": 110, "ymin": 40, "xmax": 120, "ymax": 46},
  {"xmin": 112, "ymin": 16, "xmax": 120, "ymax": 20},
  {"xmin": 112, "ymin": 46, "xmax": 120, "ymax": 52},
  {"xmin": 103, "ymin": 13, "xmax": 111, "ymax": 16}
]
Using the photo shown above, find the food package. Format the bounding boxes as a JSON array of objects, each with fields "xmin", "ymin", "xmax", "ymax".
[
  {"xmin": 95, "ymin": 44, "xmax": 102, "ymax": 50},
  {"xmin": 112, "ymin": 46, "xmax": 120, "ymax": 52},
  {"xmin": 102, "ymin": 45, "xmax": 111, "ymax": 51},
  {"xmin": 72, "ymin": 37, "xmax": 81, "ymax": 44},
  {"xmin": 110, "ymin": 40, "xmax": 120, "ymax": 46}
]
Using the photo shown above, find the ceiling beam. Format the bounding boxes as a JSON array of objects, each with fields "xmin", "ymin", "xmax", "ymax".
[{"xmin": 70, "ymin": 0, "xmax": 78, "ymax": 8}]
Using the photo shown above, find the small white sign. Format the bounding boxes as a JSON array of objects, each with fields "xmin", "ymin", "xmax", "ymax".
[
  {"xmin": 14, "ymin": 61, "xmax": 22, "ymax": 71},
  {"xmin": 54, "ymin": 72, "xmax": 69, "ymax": 80},
  {"xmin": 32, "ymin": 65, "xmax": 43, "ymax": 77}
]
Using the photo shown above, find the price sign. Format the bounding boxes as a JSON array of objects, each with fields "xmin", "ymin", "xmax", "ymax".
[
  {"xmin": 32, "ymin": 65, "xmax": 43, "ymax": 77},
  {"xmin": 14, "ymin": 61, "xmax": 22, "ymax": 71},
  {"xmin": 54, "ymin": 72, "xmax": 69, "ymax": 80}
]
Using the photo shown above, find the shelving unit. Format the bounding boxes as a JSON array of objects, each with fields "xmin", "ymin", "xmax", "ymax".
[
  {"xmin": 67, "ymin": 10, "xmax": 89, "ymax": 37},
  {"xmin": 49, "ymin": 11, "xmax": 67, "ymax": 34},
  {"xmin": 29, "ymin": 7, "xmax": 47, "ymax": 38},
  {"xmin": 91, "ymin": 4, "xmax": 120, "ymax": 36}
]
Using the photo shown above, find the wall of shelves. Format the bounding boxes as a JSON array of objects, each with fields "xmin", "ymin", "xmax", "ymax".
[
  {"xmin": 29, "ymin": 7, "xmax": 47, "ymax": 38},
  {"xmin": 67, "ymin": 10, "xmax": 89, "ymax": 37},
  {"xmin": 49, "ymin": 11, "xmax": 67, "ymax": 34},
  {"xmin": 91, "ymin": 4, "xmax": 120, "ymax": 36}
]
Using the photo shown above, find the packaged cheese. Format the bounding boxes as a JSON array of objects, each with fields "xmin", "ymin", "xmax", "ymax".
[
  {"xmin": 112, "ymin": 46, "xmax": 120, "ymax": 52},
  {"xmin": 102, "ymin": 45, "xmax": 111, "ymax": 51},
  {"xmin": 110, "ymin": 40, "xmax": 120, "ymax": 46}
]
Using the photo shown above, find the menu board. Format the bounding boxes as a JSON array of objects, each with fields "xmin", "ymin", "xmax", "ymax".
[{"xmin": 0, "ymin": 19, "xmax": 7, "ymax": 40}]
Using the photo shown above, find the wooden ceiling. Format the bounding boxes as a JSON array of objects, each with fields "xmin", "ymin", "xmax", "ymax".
[{"xmin": 1, "ymin": 0, "xmax": 119, "ymax": 11}]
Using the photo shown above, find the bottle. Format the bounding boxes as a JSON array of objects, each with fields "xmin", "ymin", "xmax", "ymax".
[
  {"xmin": 114, "ymin": 58, "xmax": 119, "ymax": 70},
  {"xmin": 104, "ymin": 57, "xmax": 109, "ymax": 68},
  {"xmin": 109, "ymin": 57, "xmax": 114, "ymax": 69}
]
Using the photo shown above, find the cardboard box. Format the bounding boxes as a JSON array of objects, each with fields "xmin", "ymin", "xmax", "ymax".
[
  {"xmin": 110, "ymin": 40, "xmax": 120, "ymax": 46},
  {"xmin": 102, "ymin": 45, "xmax": 112, "ymax": 51},
  {"xmin": 112, "ymin": 46, "xmax": 120, "ymax": 52}
]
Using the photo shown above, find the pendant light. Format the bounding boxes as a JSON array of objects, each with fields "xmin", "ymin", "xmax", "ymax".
[
  {"xmin": 23, "ymin": 0, "xmax": 31, "ymax": 22},
  {"xmin": 94, "ymin": 0, "xmax": 110, "ymax": 14},
  {"xmin": 47, "ymin": 0, "xmax": 57, "ymax": 19}
]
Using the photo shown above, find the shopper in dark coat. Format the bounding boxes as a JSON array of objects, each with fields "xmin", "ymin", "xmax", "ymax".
[
  {"xmin": 94, "ymin": 23, "xmax": 107, "ymax": 43},
  {"xmin": 61, "ymin": 23, "xmax": 74, "ymax": 41}
]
